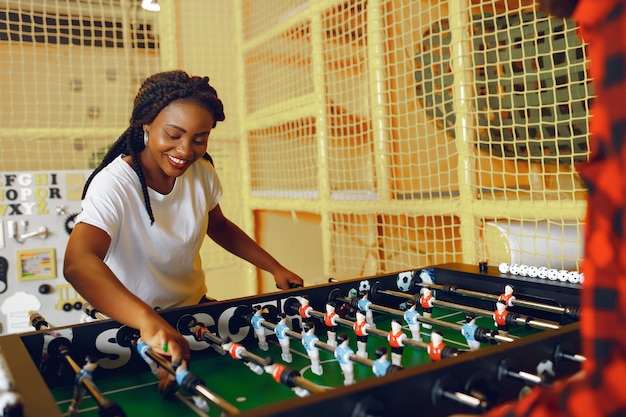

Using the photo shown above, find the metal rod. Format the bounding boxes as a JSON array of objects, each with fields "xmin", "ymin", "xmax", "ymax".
[
  {"xmin": 306, "ymin": 309, "xmax": 431, "ymax": 352},
  {"xmin": 415, "ymin": 282, "xmax": 571, "ymax": 315},
  {"xmin": 261, "ymin": 316, "xmax": 376, "ymax": 368},
  {"xmin": 379, "ymin": 289, "xmax": 560, "ymax": 331},
  {"xmin": 142, "ymin": 346, "xmax": 240, "ymax": 415},
  {"xmin": 335, "ymin": 296, "xmax": 514, "ymax": 344}
]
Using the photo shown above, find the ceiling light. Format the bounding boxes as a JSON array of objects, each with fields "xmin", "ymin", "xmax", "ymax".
[{"xmin": 141, "ymin": 0, "xmax": 160, "ymax": 12}]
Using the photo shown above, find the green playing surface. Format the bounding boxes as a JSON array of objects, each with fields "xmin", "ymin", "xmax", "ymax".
[{"xmin": 51, "ymin": 307, "xmax": 540, "ymax": 416}]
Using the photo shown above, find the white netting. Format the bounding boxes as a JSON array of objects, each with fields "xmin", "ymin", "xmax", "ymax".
[{"xmin": 0, "ymin": 0, "xmax": 591, "ymax": 293}]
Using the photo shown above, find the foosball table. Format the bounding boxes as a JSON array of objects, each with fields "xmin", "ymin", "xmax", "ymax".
[{"xmin": 0, "ymin": 263, "xmax": 582, "ymax": 417}]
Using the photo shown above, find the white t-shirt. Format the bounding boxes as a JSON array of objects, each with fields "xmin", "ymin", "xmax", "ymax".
[{"xmin": 76, "ymin": 155, "xmax": 222, "ymax": 309}]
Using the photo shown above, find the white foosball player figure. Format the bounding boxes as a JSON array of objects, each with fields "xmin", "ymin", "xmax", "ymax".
[
  {"xmin": 461, "ymin": 312, "xmax": 481, "ymax": 351},
  {"xmin": 403, "ymin": 300, "xmax": 422, "ymax": 342},
  {"xmin": 301, "ymin": 321, "xmax": 323, "ymax": 376},
  {"xmin": 419, "ymin": 287, "xmax": 435, "ymax": 329},
  {"xmin": 222, "ymin": 339, "xmax": 264, "ymax": 375},
  {"xmin": 387, "ymin": 319, "xmax": 407, "ymax": 367},
  {"xmin": 353, "ymin": 310, "xmax": 370, "ymax": 358},
  {"xmin": 427, "ymin": 330, "xmax": 446, "ymax": 361},
  {"xmin": 250, "ymin": 305, "xmax": 269, "ymax": 351},
  {"xmin": 499, "ymin": 284, "xmax": 516, "ymax": 308},
  {"xmin": 334, "ymin": 333, "xmax": 355, "ymax": 386},
  {"xmin": 493, "ymin": 300, "xmax": 510, "ymax": 336},
  {"xmin": 67, "ymin": 356, "xmax": 99, "ymax": 417},
  {"xmin": 324, "ymin": 302, "xmax": 339, "ymax": 347},
  {"xmin": 372, "ymin": 346, "xmax": 391, "ymax": 377},
  {"xmin": 274, "ymin": 313, "xmax": 292, "ymax": 363},
  {"xmin": 357, "ymin": 291, "xmax": 376, "ymax": 328}
]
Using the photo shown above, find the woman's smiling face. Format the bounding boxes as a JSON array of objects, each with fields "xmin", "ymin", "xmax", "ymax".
[{"xmin": 141, "ymin": 99, "xmax": 215, "ymax": 184}]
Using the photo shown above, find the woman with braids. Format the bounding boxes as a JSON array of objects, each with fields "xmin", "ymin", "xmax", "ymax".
[{"xmin": 63, "ymin": 70, "xmax": 303, "ymax": 386}]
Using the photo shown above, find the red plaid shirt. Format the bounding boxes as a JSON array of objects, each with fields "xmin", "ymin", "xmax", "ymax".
[{"xmin": 485, "ymin": 1, "xmax": 626, "ymax": 415}]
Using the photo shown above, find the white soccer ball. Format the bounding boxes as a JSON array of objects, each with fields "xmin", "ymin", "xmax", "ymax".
[
  {"xmin": 537, "ymin": 266, "xmax": 549, "ymax": 279},
  {"xmin": 518, "ymin": 264, "xmax": 529, "ymax": 276},
  {"xmin": 359, "ymin": 280, "xmax": 371, "ymax": 293},
  {"xmin": 498, "ymin": 263, "xmax": 510, "ymax": 274},
  {"xmin": 579, "ymin": 272, "xmax": 585, "ymax": 284},
  {"xmin": 509, "ymin": 264, "xmax": 520, "ymax": 275},
  {"xmin": 567, "ymin": 271, "xmax": 580, "ymax": 284},
  {"xmin": 527, "ymin": 266, "xmax": 539, "ymax": 278},
  {"xmin": 547, "ymin": 269, "xmax": 559, "ymax": 281},
  {"xmin": 396, "ymin": 272, "xmax": 413, "ymax": 292},
  {"xmin": 558, "ymin": 270, "xmax": 569, "ymax": 282}
]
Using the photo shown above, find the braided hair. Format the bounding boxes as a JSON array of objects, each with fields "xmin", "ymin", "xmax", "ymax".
[{"xmin": 82, "ymin": 70, "xmax": 225, "ymax": 225}]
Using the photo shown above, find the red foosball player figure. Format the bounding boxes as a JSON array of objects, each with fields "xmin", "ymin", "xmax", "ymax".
[
  {"xmin": 263, "ymin": 358, "xmax": 310, "ymax": 398},
  {"xmin": 222, "ymin": 338, "xmax": 264, "ymax": 375},
  {"xmin": 419, "ymin": 287, "xmax": 435, "ymax": 328},
  {"xmin": 498, "ymin": 284, "xmax": 516, "ymax": 308},
  {"xmin": 387, "ymin": 319, "xmax": 407, "ymax": 366},
  {"xmin": 427, "ymin": 330, "xmax": 445, "ymax": 361},
  {"xmin": 298, "ymin": 296, "xmax": 312, "ymax": 320},
  {"xmin": 324, "ymin": 301, "xmax": 339, "ymax": 347},
  {"xmin": 493, "ymin": 300, "xmax": 510, "ymax": 336},
  {"xmin": 353, "ymin": 310, "xmax": 371, "ymax": 358}
]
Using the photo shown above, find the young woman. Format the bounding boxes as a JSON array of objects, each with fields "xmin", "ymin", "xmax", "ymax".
[{"xmin": 64, "ymin": 70, "xmax": 303, "ymax": 373}]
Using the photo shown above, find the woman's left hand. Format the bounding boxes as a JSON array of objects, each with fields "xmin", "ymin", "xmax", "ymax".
[{"xmin": 273, "ymin": 267, "xmax": 304, "ymax": 289}]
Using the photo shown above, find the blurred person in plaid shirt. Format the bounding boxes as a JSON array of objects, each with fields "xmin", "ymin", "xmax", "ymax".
[{"xmin": 455, "ymin": 0, "xmax": 626, "ymax": 415}]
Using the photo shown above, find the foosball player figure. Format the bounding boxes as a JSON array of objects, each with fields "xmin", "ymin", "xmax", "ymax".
[
  {"xmin": 324, "ymin": 301, "xmax": 339, "ymax": 347},
  {"xmin": 419, "ymin": 287, "xmax": 435, "ymax": 328},
  {"xmin": 301, "ymin": 321, "xmax": 323, "ymax": 376},
  {"xmin": 357, "ymin": 291, "xmax": 376, "ymax": 327},
  {"xmin": 298, "ymin": 295, "xmax": 313, "ymax": 319},
  {"xmin": 372, "ymin": 346, "xmax": 390, "ymax": 377},
  {"xmin": 353, "ymin": 310, "xmax": 371, "ymax": 358},
  {"xmin": 67, "ymin": 355, "xmax": 99, "ymax": 417},
  {"xmin": 498, "ymin": 284, "xmax": 516, "ymax": 308},
  {"xmin": 274, "ymin": 313, "xmax": 293, "ymax": 363},
  {"xmin": 461, "ymin": 312, "xmax": 481, "ymax": 351},
  {"xmin": 334, "ymin": 333, "xmax": 355, "ymax": 386},
  {"xmin": 0, "ymin": 390, "xmax": 22, "ymax": 417},
  {"xmin": 263, "ymin": 358, "xmax": 310, "ymax": 398},
  {"xmin": 136, "ymin": 338, "xmax": 179, "ymax": 399},
  {"xmin": 372, "ymin": 346, "xmax": 404, "ymax": 378},
  {"xmin": 387, "ymin": 319, "xmax": 407, "ymax": 367},
  {"xmin": 251, "ymin": 305, "xmax": 269, "ymax": 351},
  {"xmin": 427, "ymin": 330, "xmax": 447, "ymax": 361},
  {"xmin": 0, "ymin": 348, "xmax": 24, "ymax": 417},
  {"xmin": 222, "ymin": 338, "xmax": 264, "ymax": 375},
  {"xmin": 403, "ymin": 299, "xmax": 422, "ymax": 341},
  {"xmin": 493, "ymin": 300, "xmax": 510, "ymax": 336}
]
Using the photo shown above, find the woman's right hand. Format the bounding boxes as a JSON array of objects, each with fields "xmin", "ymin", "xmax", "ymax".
[
  {"xmin": 139, "ymin": 313, "xmax": 191, "ymax": 397},
  {"xmin": 139, "ymin": 312, "xmax": 191, "ymax": 366}
]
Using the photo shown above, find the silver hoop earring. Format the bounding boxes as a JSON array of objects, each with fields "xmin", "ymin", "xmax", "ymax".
[{"xmin": 143, "ymin": 131, "xmax": 149, "ymax": 147}]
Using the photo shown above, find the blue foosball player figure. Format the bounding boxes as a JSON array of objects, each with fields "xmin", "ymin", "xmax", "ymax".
[
  {"xmin": 461, "ymin": 312, "xmax": 481, "ymax": 351},
  {"xmin": 67, "ymin": 356, "xmax": 99, "ymax": 417},
  {"xmin": 301, "ymin": 321, "xmax": 323, "ymax": 376},
  {"xmin": 274, "ymin": 313, "xmax": 293, "ymax": 363},
  {"xmin": 251, "ymin": 305, "xmax": 269, "ymax": 351},
  {"xmin": 334, "ymin": 333, "xmax": 355, "ymax": 386},
  {"xmin": 403, "ymin": 300, "xmax": 423, "ymax": 342}
]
